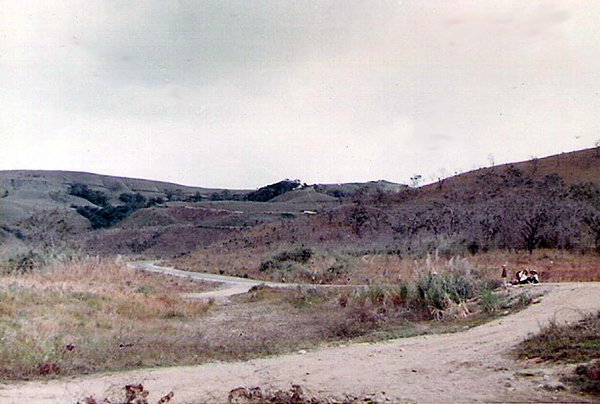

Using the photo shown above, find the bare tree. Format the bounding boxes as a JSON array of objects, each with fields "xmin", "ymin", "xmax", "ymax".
[
  {"xmin": 346, "ymin": 203, "xmax": 370, "ymax": 237},
  {"xmin": 529, "ymin": 155, "xmax": 539, "ymax": 175},
  {"xmin": 520, "ymin": 210, "xmax": 547, "ymax": 254},
  {"xmin": 583, "ymin": 211, "xmax": 600, "ymax": 252}
]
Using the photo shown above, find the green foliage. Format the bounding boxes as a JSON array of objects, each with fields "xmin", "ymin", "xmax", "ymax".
[
  {"xmin": 68, "ymin": 183, "xmax": 109, "ymax": 207},
  {"xmin": 74, "ymin": 204, "xmax": 133, "ymax": 229},
  {"xmin": 415, "ymin": 270, "xmax": 476, "ymax": 310},
  {"xmin": 246, "ymin": 179, "xmax": 302, "ymax": 202},
  {"xmin": 118, "ymin": 192, "xmax": 147, "ymax": 209},
  {"xmin": 148, "ymin": 196, "xmax": 165, "ymax": 206},
  {"xmin": 209, "ymin": 190, "xmax": 229, "ymax": 201},
  {"xmin": 71, "ymin": 190, "xmax": 156, "ymax": 229},
  {"xmin": 164, "ymin": 188, "xmax": 185, "ymax": 201},
  {"xmin": 187, "ymin": 191, "xmax": 205, "ymax": 202},
  {"xmin": 479, "ymin": 288, "xmax": 502, "ymax": 313}
]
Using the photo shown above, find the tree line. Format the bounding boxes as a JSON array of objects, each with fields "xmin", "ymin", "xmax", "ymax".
[{"xmin": 336, "ymin": 167, "xmax": 600, "ymax": 255}]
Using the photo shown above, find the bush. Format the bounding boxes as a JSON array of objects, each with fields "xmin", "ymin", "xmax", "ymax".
[
  {"xmin": 73, "ymin": 192, "xmax": 151, "ymax": 229},
  {"xmin": 479, "ymin": 288, "xmax": 502, "ymax": 313},
  {"xmin": 415, "ymin": 271, "xmax": 475, "ymax": 311},
  {"xmin": 74, "ymin": 205, "xmax": 132, "ymax": 229},
  {"xmin": 246, "ymin": 180, "xmax": 302, "ymax": 202},
  {"xmin": 568, "ymin": 360, "xmax": 600, "ymax": 395},
  {"xmin": 68, "ymin": 183, "xmax": 109, "ymax": 207},
  {"xmin": 4, "ymin": 250, "xmax": 45, "ymax": 274},
  {"xmin": 259, "ymin": 248, "xmax": 313, "ymax": 271}
]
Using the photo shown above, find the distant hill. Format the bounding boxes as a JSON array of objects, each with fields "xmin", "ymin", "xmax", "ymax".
[
  {"xmin": 0, "ymin": 170, "xmax": 230, "ymax": 225},
  {"xmin": 172, "ymin": 147, "xmax": 600, "ymax": 280},
  {"xmin": 422, "ymin": 147, "xmax": 600, "ymax": 196},
  {"xmin": 6, "ymin": 147, "xmax": 599, "ymax": 261},
  {"xmin": 0, "ymin": 170, "xmax": 405, "ymax": 257},
  {"xmin": 314, "ymin": 180, "xmax": 408, "ymax": 199}
]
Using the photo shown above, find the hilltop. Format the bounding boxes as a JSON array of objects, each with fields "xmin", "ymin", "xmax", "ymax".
[
  {"xmin": 422, "ymin": 147, "xmax": 600, "ymax": 196},
  {"xmin": 2, "ymin": 147, "xmax": 600, "ymax": 268},
  {"xmin": 171, "ymin": 147, "xmax": 600, "ymax": 283},
  {"xmin": 0, "ymin": 170, "xmax": 243, "ymax": 225},
  {"xmin": 0, "ymin": 169, "xmax": 404, "ymax": 258}
]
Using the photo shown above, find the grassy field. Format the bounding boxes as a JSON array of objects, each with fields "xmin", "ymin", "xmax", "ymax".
[
  {"xmin": 0, "ymin": 256, "xmax": 535, "ymax": 381},
  {"xmin": 0, "ymin": 259, "xmax": 216, "ymax": 380}
]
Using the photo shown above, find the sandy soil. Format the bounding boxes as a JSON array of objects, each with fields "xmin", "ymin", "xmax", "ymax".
[{"xmin": 1, "ymin": 282, "xmax": 599, "ymax": 403}]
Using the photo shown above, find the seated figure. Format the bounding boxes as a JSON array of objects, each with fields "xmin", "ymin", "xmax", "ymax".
[{"xmin": 528, "ymin": 270, "xmax": 540, "ymax": 284}]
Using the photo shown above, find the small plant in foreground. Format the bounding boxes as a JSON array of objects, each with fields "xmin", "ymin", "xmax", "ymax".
[{"xmin": 565, "ymin": 359, "xmax": 600, "ymax": 395}]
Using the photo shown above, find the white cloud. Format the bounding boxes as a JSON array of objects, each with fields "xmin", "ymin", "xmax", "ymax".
[{"xmin": 2, "ymin": 1, "xmax": 600, "ymax": 188}]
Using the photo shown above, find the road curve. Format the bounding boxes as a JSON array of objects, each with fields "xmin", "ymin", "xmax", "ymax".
[
  {"xmin": 2, "ymin": 271, "xmax": 599, "ymax": 403},
  {"xmin": 128, "ymin": 261, "xmax": 357, "ymax": 301}
]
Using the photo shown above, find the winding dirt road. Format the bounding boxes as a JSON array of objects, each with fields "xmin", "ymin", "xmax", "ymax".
[
  {"xmin": 1, "ymin": 277, "xmax": 599, "ymax": 403},
  {"xmin": 129, "ymin": 261, "xmax": 358, "ymax": 301}
]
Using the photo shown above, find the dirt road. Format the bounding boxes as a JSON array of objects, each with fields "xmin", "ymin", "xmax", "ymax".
[
  {"xmin": 1, "ymin": 282, "xmax": 599, "ymax": 403},
  {"xmin": 129, "ymin": 261, "xmax": 359, "ymax": 301}
]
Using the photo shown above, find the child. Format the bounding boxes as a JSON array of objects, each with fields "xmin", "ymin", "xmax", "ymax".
[{"xmin": 528, "ymin": 270, "xmax": 540, "ymax": 284}]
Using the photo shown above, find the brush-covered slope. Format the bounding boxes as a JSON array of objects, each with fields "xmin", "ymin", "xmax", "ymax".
[{"xmin": 172, "ymin": 148, "xmax": 600, "ymax": 282}]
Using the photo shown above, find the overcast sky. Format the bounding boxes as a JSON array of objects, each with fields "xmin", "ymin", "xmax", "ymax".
[{"xmin": 2, "ymin": 1, "xmax": 599, "ymax": 189}]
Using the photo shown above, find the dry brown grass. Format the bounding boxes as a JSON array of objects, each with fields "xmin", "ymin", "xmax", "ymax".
[
  {"xmin": 513, "ymin": 311, "xmax": 600, "ymax": 396},
  {"xmin": 0, "ymin": 255, "xmax": 533, "ymax": 382},
  {"xmin": 0, "ymin": 259, "xmax": 215, "ymax": 380},
  {"xmin": 468, "ymin": 249, "xmax": 600, "ymax": 282},
  {"xmin": 173, "ymin": 246, "xmax": 600, "ymax": 285}
]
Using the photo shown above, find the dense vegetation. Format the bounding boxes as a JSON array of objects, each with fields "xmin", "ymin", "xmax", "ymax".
[
  {"xmin": 246, "ymin": 179, "xmax": 303, "ymax": 202},
  {"xmin": 315, "ymin": 166, "xmax": 600, "ymax": 257},
  {"xmin": 2, "ymin": 148, "xmax": 600, "ymax": 258},
  {"xmin": 68, "ymin": 183, "xmax": 161, "ymax": 229}
]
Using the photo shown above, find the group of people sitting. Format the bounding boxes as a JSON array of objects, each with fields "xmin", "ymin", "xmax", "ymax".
[
  {"xmin": 512, "ymin": 269, "xmax": 540, "ymax": 285},
  {"xmin": 502, "ymin": 265, "xmax": 540, "ymax": 285}
]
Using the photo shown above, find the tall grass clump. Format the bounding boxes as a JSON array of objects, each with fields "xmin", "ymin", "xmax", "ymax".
[
  {"xmin": 259, "ymin": 247, "xmax": 313, "ymax": 271},
  {"xmin": 328, "ymin": 254, "xmax": 515, "ymax": 334}
]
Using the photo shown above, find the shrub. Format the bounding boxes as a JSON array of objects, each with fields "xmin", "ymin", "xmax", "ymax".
[
  {"xmin": 4, "ymin": 250, "xmax": 45, "ymax": 274},
  {"xmin": 246, "ymin": 179, "xmax": 302, "ymax": 202},
  {"xmin": 68, "ymin": 183, "xmax": 109, "ymax": 207},
  {"xmin": 479, "ymin": 288, "xmax": 502, "ymax": 313},
  {"xmin": 73, "ymin": 192, "xmax": 151, "ymax": 229},
  {"xmin": 514, "ymin": 311, "xmax": 600, "ymax": 363},
  {"xmin": 259, "ymin": 248, "xmax": 313, "ymax": 271}
]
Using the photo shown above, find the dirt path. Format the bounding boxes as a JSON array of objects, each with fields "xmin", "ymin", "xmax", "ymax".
[
  {"xmin": 2, "ymin": 282, "xmax": 599, "ymax": 403},
  {"xmin": 129, "ymin": 261, "xmax": 358, "ymax": 301}
]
